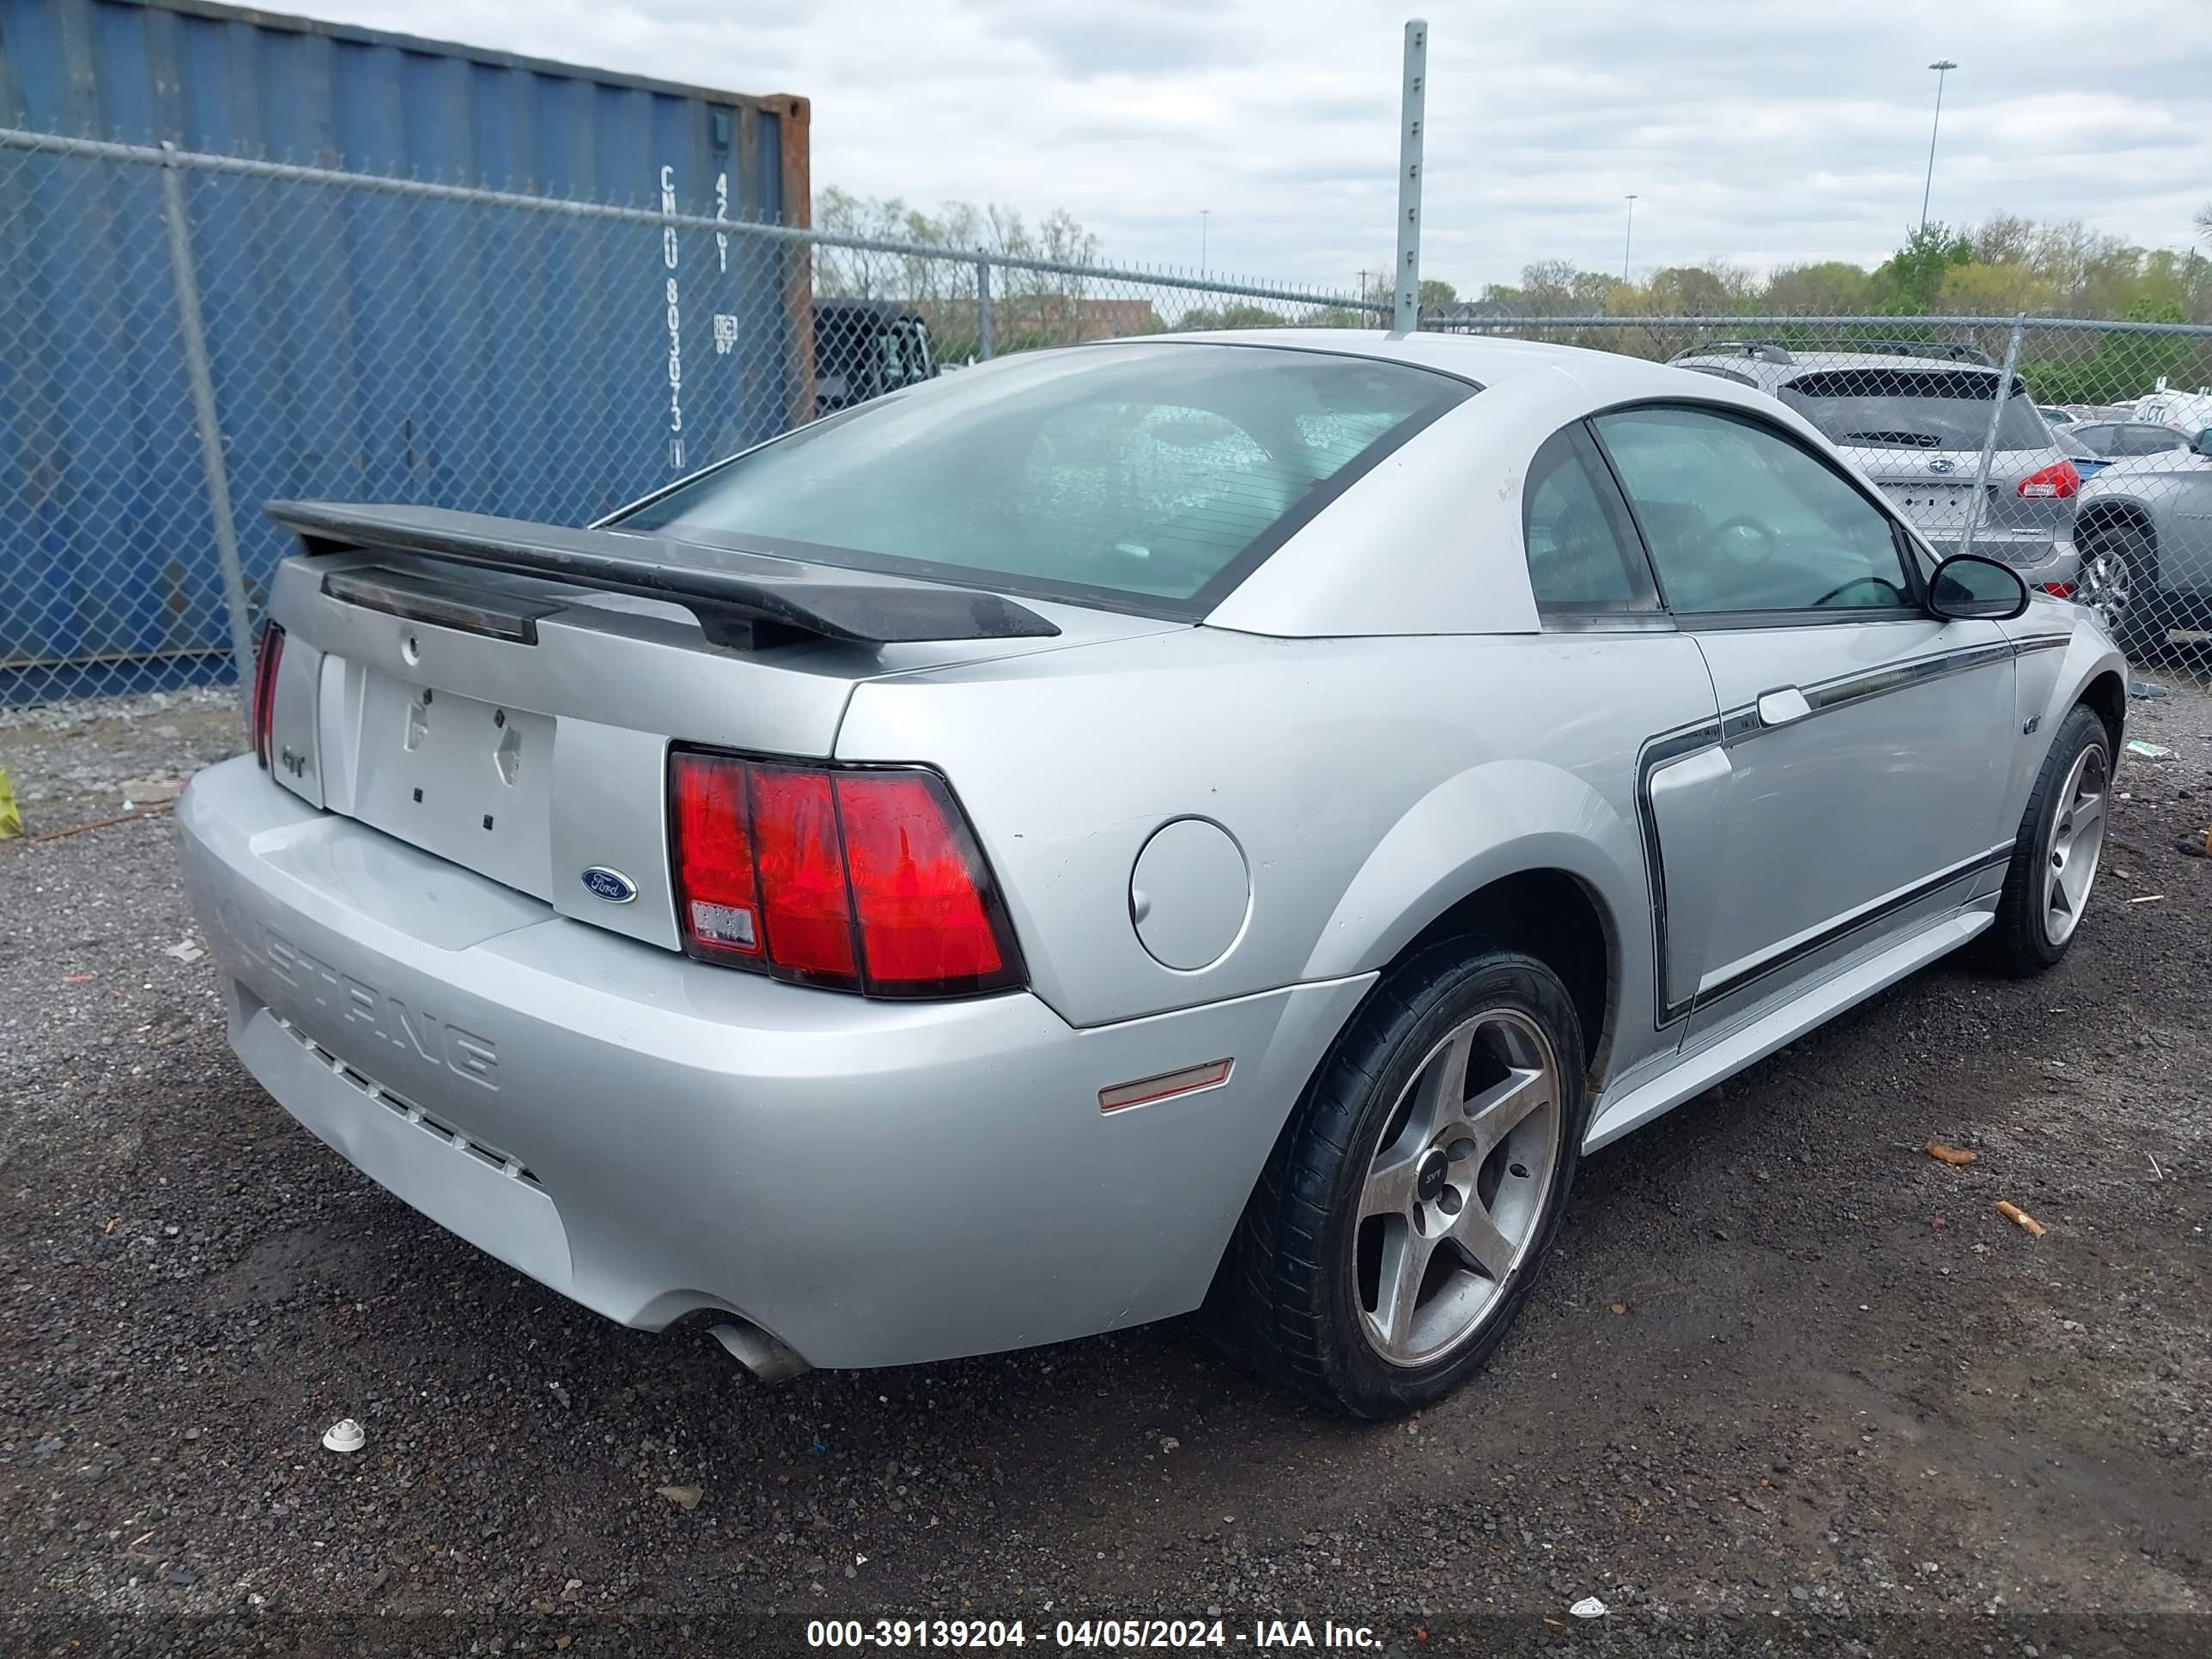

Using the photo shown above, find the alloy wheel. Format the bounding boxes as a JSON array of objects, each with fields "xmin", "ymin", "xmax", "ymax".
[
  {"xmin": 1354, "ymin": 1008, "xmax": 1562, "ymax": 1368},
  {"xmin": 2042, "ymin": 740, "xmax": 2109, "ymax": 947},
  {"xmin": 2077, "ymin": 544, "xmax": 2133, "ymax": 635}
]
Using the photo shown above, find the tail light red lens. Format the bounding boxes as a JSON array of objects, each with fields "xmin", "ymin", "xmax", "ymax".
[
  {"xmin": 2039, "ymin": 581, "xmax": 2076, "ymax": 600},
  {"xmin": 670, "ymin": 750, "xmax": 1023, "ymax": 998},
  {"xmin": 250, "ymin": 620, "xmax": 285, "ymax": 769},
  {"xmin": 836, "ymin": 772, "xmax": 1008, "ymax": 987},
  {"xmin": 749, "ymin": 767, "xmax": 859, "ymax": 985},
  {"xmin": 2017, "ymin": 459, "xmax": 2080, "ymax": 500},
  {"xmin": 670, "ymin": 752, "xmax": 762, "ymax": 959}
]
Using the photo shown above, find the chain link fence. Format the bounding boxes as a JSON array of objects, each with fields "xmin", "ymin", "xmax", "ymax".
[
  {"xmin": 1425, "ymin": 313, "xmax": 2212, "ymax": 658},
  {"xmin": 811, "ymin": 240, "xmax": 1379, "ymax": 368},
  {"xmin": 0, "ymin": 127, "xmax": 1380, "ymax": 706},
  {"xmin": 9, "ymin": 118, "xmax": 2212, "ymax": 710}
]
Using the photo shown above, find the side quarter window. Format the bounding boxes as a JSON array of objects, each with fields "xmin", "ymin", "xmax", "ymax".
[
  {"xmin": 1593, "ymin": 405, "xmax": 1916, "ymax": 617},
  {"xmin": 1522, "ymin": 423, "xmax": 1658, "ymax": 616}
]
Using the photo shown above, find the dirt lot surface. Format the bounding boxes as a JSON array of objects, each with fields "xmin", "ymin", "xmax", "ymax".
[
  {"xmin": 3, "ymin": 679, "xmax": 2209, "ymax": 1657},
  {"xmin": 0, "ymin": 688, "xmax": 243, "ymax": 841}
]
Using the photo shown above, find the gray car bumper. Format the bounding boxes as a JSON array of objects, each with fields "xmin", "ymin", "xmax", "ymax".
[
  {"xmin": 177, "ymin": 757, "xmax": 1369, "ymax": 1368},
  {"xmin": 1927, "ymin": 531, "xmax": 2081, "ymax": 589}
]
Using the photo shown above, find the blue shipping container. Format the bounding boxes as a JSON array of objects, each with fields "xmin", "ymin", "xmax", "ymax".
[{"xmin": 0, "ymin": 0, "xmax": 811, "ymax": 702}]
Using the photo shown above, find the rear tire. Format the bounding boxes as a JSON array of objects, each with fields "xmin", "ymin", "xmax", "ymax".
[
  {"xmin": 1986, "ymin": 703, "xmax": 2112, "ymax": 975},
  {"xmin": 2077, "ymin": 520, "xmax": 2161, "ymax": 657},
  {"xmin": 1212, "ymin": 945, "xmax": 1586, "ymax": 1418}
]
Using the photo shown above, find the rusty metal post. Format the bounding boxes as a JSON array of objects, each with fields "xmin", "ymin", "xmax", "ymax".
[{"xmin": 777, "ymin": 94, "xmax": 817, "ymax": 427}]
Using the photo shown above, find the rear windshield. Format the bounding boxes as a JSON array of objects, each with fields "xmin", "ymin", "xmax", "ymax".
[
  {"xmin": 1779, "ymin": 368, "xmax": 2052, "ymax": 453},
  {"xmin": 616, "ymin": 343, "xmax": 1468, "ymax": 613}
]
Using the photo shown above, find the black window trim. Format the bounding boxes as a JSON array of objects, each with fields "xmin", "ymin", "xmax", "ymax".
[
  {"xmin": 1584, "ymin": 398, "xmax": 1936, "ymax": 631},
  {"xmin": 1521, "ymin": 422, "xmax": 1666, "ymax": 625}
]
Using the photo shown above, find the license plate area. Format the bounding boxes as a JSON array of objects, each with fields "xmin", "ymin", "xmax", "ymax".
[
  {"xmin": 350, "ymin": 672, "xmax": 555, "ymax": 898},
  {"xmin": 1879, "ymin": 482, "xmax": 1993, "ymax": 525}
]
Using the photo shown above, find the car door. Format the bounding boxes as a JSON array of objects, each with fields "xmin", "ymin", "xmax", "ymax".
[
  {"xmin": 2161, "ymin": 437, "xmax": 2212, "ymax": 601},
  {"xmin": 1590, "ymin": 404, "xmax": 2020, "ymax": 1044},
  {"xmin": 1517, "ymin": 421, "xmax": 1721, "ymax": 1085}
]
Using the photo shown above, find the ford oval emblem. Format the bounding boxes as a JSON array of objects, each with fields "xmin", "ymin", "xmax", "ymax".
[
  {"xmin": 580, "ymin": 866, "xmax": 638, "ymax": 904},
  {"xmin": 1927, "ymin": 457, "xmax": 1956, "ymax": 475}
]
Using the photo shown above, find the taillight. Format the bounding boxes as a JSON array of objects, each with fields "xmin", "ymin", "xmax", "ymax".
[
  {"xmin": 2039, "ymin": 581, "xmax": 2076, "ymax": 600},
  {"xmin": 250, "ymin": 620, "xmax": 285, "ymax": 769},
  {"xmin": 2017, "ymin": 459, "xmax": 2080, "ymax": 500},
  {"xmin": 836, "ymin": 772, "xmax": 1009, "ymax": 987},
  {"xmin": 750, "ymin": 767, "xmax": 859, "ymax": 986},
  {"xmin": 670, "ymin": 751, "xmax": 762, "ymax": 959},
  {"xmin": 669, "ymin": 750, "xmax": 1023, "ymax": 999}
]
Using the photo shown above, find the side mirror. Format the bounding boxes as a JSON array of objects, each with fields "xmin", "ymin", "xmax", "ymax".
[{"xmin": 1928, "ymin": 552, "xmax": 2028, "ymax": 622}]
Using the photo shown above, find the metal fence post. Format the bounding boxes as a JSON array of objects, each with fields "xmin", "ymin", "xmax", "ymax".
[
  {"xmin": 975, "ymin": 253, "xmax": 995, "ymax": 361},
  {"xmin": 1392, "ymin": 18, "xmax": 1428, "ymax": 334},
  {"xmin": 157, "ymin": 141, "xmax": 254, "ymax": 721},
  {"xmin": 1957, "ymin": 313, "xmax": 2027, "ymax": 561}
]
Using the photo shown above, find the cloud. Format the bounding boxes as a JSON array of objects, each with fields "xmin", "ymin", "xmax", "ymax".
[
  {"xmin": 966, "ymin": 0, "xmax": 1245, "ymax": 78},
  {"xmin": 270, "ymin": 0, "xmax": 2212, "ymax": 295}
]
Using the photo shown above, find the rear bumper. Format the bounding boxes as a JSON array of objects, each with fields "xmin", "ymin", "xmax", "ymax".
[
  {"xmin": 176, "ymin": 756, "xmax": 1370, "ymax": 1368},
  {"xmin": 1926, "ymin": 531, "xmax": 2076, "ymax": 582}
]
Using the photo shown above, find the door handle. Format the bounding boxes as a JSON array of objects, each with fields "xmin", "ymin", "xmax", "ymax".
[{"xmin": 1756, "ymin": 686, "xmax": 1812, "ymax": 727}]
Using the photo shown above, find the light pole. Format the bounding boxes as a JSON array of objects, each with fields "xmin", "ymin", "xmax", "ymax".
[
  {"xmin": 1921, "ymin": 60, "xmax": 1957, "ymax": 228},
  {"xmin": 1200, "ymin": 209, "xmax": 1210, "ymax": 273},
  {"xmin": 1622, "ymin": 194, "xmax": 1638, "ymax": 283}
]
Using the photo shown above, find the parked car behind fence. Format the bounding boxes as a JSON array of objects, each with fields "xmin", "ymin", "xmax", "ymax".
[
  {"xmin": 1668, "ymin": 343, "xmax": 2085, "ymax": 593},
  {"xmin": 2072, "ymin": 426, "xmax": 2212, "ymax": 652}
]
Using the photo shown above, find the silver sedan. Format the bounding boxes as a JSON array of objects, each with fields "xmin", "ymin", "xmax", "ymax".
[{"xmin": 177, "ymin": 331, "xmax": 2127, "ymax": 1417}]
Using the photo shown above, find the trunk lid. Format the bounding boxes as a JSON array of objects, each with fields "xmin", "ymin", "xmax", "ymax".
[{"xmin": 259, "ymin": 517, "xmax": 1178, "ymax": 955}]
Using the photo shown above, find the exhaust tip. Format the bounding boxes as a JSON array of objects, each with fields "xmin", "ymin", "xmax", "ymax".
[{"xmin": 709, "ymin": 1320, "xmax": 811, "ymax": 1384}]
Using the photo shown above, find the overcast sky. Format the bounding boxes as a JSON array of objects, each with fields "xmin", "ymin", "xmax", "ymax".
[{"xmin": 290, "ymin": 0, "xmax": 2212, "ymax": 299}]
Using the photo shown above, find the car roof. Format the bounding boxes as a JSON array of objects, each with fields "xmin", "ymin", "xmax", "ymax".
[
  {"xmin": 1134, "ymin": 326, "xmax": 1771, "ymax": 402},
  {"xmin": 1133, "ymin": 331, "xmax": 2021, "ymax": 396}
]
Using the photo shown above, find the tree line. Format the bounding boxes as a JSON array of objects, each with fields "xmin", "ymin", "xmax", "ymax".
[
  {"xmin": 1424, "ymin": 214, "xmax": 2212, "ymax": 404},
  {"xmin": 1451, "ymin": 213, "xmax": 2212, "ymax": 326},
  {"xmin": 811, "ymin": 191, "xmax": 2212, "ymax": 398}
]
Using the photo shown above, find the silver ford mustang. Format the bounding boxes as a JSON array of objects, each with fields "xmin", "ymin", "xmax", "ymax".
[{"xmin": 177, "ymin": 331, "xmax": 2127, "ymax": 1417}]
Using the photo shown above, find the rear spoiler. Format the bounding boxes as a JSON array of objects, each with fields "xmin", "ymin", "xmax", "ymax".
[{"xmin": 264, "ymin": 501, "xmax": 1060, "ymax": 648}]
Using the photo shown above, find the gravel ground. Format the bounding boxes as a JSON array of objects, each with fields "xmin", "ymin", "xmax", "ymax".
[
  {"xmin": 0, "ymin": 689, "xmax": 245, "ymax": 840},
  {"xmin": 2, "ymin": 680, "xmax": 2208, "ymax": 1658}
]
